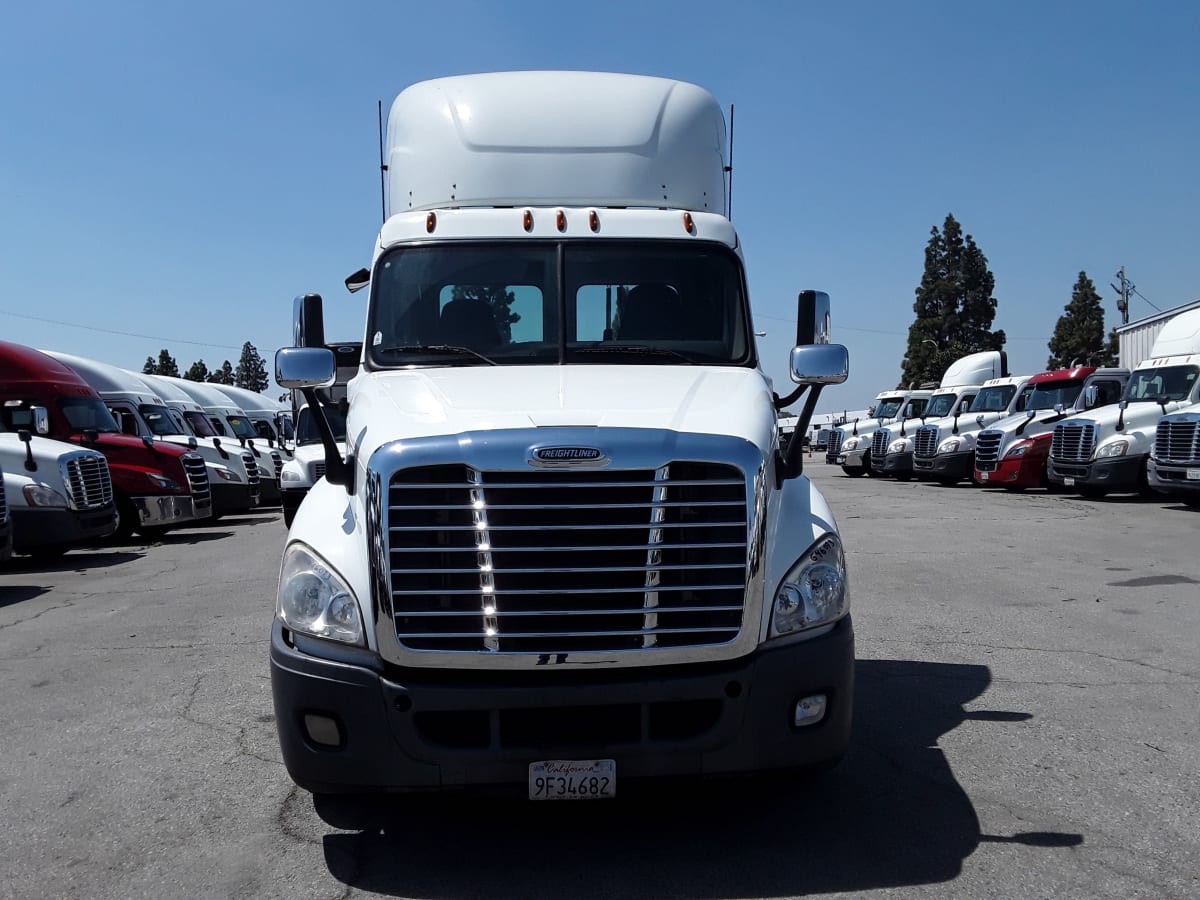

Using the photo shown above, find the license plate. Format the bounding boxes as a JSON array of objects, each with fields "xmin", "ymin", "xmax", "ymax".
[
  {"xmin": 1063, "ymin": 477, "xmax": 1076, "ymax": 486},
  {"xmin": 1187, "ymin": 469, "xmax": 1200, "ymax": 481},
  {"xmin": 529, "ymin": 759, "xmax": 615, "ymax": 800},
  {"xmin": 979, "ymin": 471, "xmax": 989, "ymax": 481}
]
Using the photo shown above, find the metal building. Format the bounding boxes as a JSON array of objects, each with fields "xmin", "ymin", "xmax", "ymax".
[{"xmin": 1116, "ymin": 298, "xmax": 1200, "ymax": 369}]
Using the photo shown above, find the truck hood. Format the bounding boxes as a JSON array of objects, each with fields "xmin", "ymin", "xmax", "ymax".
[
  {"xmin": 347, "ymin": 365, "xmax": 775, "ymax": 460},
  {"xmin": 0, "ymin": 433, "xmax": 104, "ymax": 469}
]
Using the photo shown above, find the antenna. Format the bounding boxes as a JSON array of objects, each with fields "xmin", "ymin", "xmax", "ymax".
[
  {"xmin": 378, "ymin": 100, "xmax": 387, "ymax": 224},
  {"xmin": 725, "ymin": 104, "xmax": 735, "ymax": 220}
]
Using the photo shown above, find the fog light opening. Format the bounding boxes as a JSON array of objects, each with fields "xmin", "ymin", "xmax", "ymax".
[
  {"xmin": 794, "ymin": 694, "xmax": 827, "ymax": 727},
  {"xmin": 303, "ymin": 713, "xmax": 343, "ymax": 747}
]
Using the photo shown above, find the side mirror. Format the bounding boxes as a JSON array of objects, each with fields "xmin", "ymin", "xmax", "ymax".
[
  {"xmin": 1082, "ymin": 384, "xmax": 1098, "ymax": 409},
  {"xmin": 789, "ymin": 344, "xmax": 848, "ymax": 385},
  {"xmin": 1118, "ymin": 399, "xmax": 1128, "ymax": 410},
  {"xmin": 795, "ymin": 290, "xmax": 831, "ymax": 346},
  {"xmin": 1026, "ymin": 408, "xmax": 1036, "ymax": 418},
  {"xmin": 1053, "ymin": 403, "xmax": 1064, "ymax": 414},
  {"xmin": 31, "ymin": 406, "xmax": 50, "ymax": 435},
  {"xmin": 345, "ymin": 267, "xmax": 370, "ymax": 294},
  {"xmin": 276, "ymin": 347, "xmax": 336, "ymax": 389},
  {"xmin": 293, "ymin": 293, "xmax": 326, "ymax": 348}
]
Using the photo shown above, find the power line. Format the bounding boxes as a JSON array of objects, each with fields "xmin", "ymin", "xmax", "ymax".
[
  {"xmin": 0, "ymin": 308, "xmax": 243, "ymax": 352},
  {"xmin": 753, "ymin": 311, "xmax": 1046, "ymax": 341},
  {"xmin": 1132, "ymin": 287, "xmax": 1161, "ymax": 312}
]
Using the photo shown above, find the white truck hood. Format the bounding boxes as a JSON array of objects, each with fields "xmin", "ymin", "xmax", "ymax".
[{"xmin": 347, "ymin": 365, "xmax": 775, "ymax": 461}]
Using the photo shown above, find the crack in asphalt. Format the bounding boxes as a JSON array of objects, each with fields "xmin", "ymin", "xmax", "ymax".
[{"xmin": 0, "ymin": 599, "xmax": 76, "ymax": 631}]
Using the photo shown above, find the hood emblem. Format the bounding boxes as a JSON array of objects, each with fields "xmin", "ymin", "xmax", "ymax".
[{"xmin": 529, "ymin": 446, "xmax": 609, "ymax": 468}]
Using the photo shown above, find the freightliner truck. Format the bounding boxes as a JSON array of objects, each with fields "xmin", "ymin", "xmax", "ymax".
[
  {"xmin": 972, "ymin": 367, "xmax": 1128, "ymax": 491},
  {"xmin": 0, "ymin": 342, "xmax": 210, "ymax": 538},
  {"xmin": 271, "ymin": 71, "xmax": 854, "ymax": 798},
  {"xmin": 830, "ymin": 388, "xmax": 930, "ymax": 475},
  {"xmin": 1048, "ymin": 309, "xmax": 1200, "ymax": 497},
  {"xmin": 1148, "ymin": 402, "xmax": 1200, "ymax": 506}
]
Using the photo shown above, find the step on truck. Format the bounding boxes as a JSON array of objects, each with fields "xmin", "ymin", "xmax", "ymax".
[
  {"xmin": 869, "ymin": 351, "xmax": 1002, "ymax": 479},
  {"xmin": 1048, "ymin": 309, "xmax": 1200, "ymax": 497},
  {"xmin": 46, "ymin": 352, "xmax": 261, "ymax": 518},
  {"xmin": 270, "ymin": 71, "xmax": 855, "ymax": 798},
  {"xmin": 972, "ymin": 367, "xmax": 1129, "ymax": 490},
  {"xmin": 0, "ymin": 342, "xmax": 210, "ymax": 538},
  {"xmin": 831, "ymin": 388, "xmax": 931, "ymax": 475},
  {"xmin": 1, "ymin": 424, "xmax": 116, "ymax": 559}
]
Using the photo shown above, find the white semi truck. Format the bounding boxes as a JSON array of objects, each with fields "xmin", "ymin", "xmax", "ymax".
[
  {"xmin": 270, "ymin": 71, "xmax": 854, "ymax": 797},
  {"xmin": 1148, "ymin": 403, "xmax": 1200, "ymax": 506},
  {"xmin": 831, "ymin": 389, "xmax": 931, "ymax": 475},
  {"xmin": 1048, "ymin": 309, "xmax": 1200, "ymax": 497}
]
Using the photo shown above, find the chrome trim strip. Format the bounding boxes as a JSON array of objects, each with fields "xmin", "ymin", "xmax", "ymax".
[{"xmin": 396, "ymin": 605, "xmax": 744, "ymax": 617}]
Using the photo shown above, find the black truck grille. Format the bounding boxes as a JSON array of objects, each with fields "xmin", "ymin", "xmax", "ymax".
[
  {"xmin": 974, "ymin": 429, "xmax": 1004, "ymax": 469},
  {"xmin": 1051, "ymin": 423, "xmax": 1096, "ymax": 462},
  {"xmin": 65, "ymin": 454, "xmax": 113, "ymax": 510},
  {"xmin": 387, "ymin": 463, "xmax": 748, "ymax": 654},
  {"xmin": 1155, "ymin": 418, "xmax": 1200, "ymax": 464},
  {"xmin": 312, "ymin": 461, "xmax": 327, "ymax": 482},
  {"xmin": 914, "ymin": 425, "xmax": 940, "ymax": 459},
  {"xmin": 181, "ymin": 453, "xmax": 211, "ymax": 510}
]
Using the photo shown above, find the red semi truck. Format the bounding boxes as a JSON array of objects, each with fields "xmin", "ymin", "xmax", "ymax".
[{"xmin": 0, "ymin": 342, "xmax": 212, "ymax": 538}]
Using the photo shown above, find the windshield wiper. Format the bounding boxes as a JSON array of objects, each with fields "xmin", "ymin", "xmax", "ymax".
[
  {"xmin": 378, "ymin": 345, "xmax": 498, "ymax": 366},
  {"xmin": 573, "ymin": 345, "xmax": 695, "ymax": 364}
]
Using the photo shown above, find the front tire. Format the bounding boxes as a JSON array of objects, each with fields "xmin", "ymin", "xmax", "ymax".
[
  {"xmin": 112, "ymin": 495, "xmax": 137, "ymax": 540},
  {"xmin": 1078, "ymin": 485, "xmax": 1108, "ymax": 499}
]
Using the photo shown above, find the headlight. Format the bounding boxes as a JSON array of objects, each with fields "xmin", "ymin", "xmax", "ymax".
[
  {"xmin": 23, "ymin": 483, "xmax": 69, "ymax": 508},
  {"xmin": 278, "ymin": 543, "xmax": 364, "ymax": 645},
  {"xmin": 1005, "ymin": 440, "xmax": 1032, "ymax": 458},
  {"xmin": 1096, "ymin": 440, "xmax": 1129, "ymax": 458},
  {"xmin": 146, "ymin": 472, "xmax": 180, "ymax": 490},
  {"xmin": 770, "ymin": 533, "xmax": 848, "ymax": 638},
  {"xmin": 842, "ymin": 437, "xmax": 860, "ymax": 451},
  {"xmin": 939, "ymin": 439, "xmax": 961, "ymax": 454},
  {"xmin": 280, "ymin": 467, "xmax": 304, "ymax": 483},
  {"xmin": 888, "ymin": 439, "xmax": 909, "ymax": 454},
  {"xmin": 214, "ymin": 467, "xmax": 243, "ymax": 483}
]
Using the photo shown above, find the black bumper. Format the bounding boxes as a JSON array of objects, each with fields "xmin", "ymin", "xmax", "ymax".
[
  {"xmin": 1047, "ymin": 454, "xmax": 1143, "ymax": 488},
  {"xmin": 873, "ymin": 451, "xmax": 914, "ymax": 475},
  {"xmin": 912, "ymin": 450, "xmax": 974, "ymax": 479},
  {"xmin": 0, "ymin": 519, "xmax": 10, "ymax": 562},
  {"xmin": 1147, "ymin": 459, "xmax": 1200, "ymax": 497},
  {"xmin": 281, "ymin": 487, "xmax": 308, "ymax": 520},
  {"xmin": 11, "ymin": 505, "xmax": 117, "ymax": 553},
  {"xmin": 271, "ymin": 616, "xmax": 855, "ymax": 794},
  {"xmin": 211, "ymin": 482, "xmax": 258, "ymax": 517}
]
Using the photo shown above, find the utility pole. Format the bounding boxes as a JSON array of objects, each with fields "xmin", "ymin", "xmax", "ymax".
[{"xmin": 1110, "ymin": 266, "xmax": 1132, "ymax": 325}]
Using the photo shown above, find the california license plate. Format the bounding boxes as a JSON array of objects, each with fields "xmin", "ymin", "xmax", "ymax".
[
  {"xmin": 1187, "ymin": 469, "xmax": 1200, "ymax": 481},
  {"xmin": 529, "ymin": 759, "xmax": 616, "ymax": 800},
  {"xmin": 979, "ymin": 471, "xmax": 989, "ymax": 481},
  {"xmin": 1063, "ymin": 477, "xmax": 1076, "ymax": 486}
]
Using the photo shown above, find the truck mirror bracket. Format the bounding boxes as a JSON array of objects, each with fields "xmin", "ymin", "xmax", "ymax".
[{"xmin": 300, "ymin": 386, "xmax": 348, "ymax": 488}]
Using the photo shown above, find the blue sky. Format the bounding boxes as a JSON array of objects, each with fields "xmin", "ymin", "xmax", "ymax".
[{"xmin": 1, "ymin": 1, "xmax": 1196, "ymax": 412}]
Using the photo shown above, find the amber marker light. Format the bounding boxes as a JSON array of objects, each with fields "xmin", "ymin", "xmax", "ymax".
[
  {"xmin": 589, "ymin": 210, "xmax": 600, "ymax": 232},
  {"xmin": 523, "ymin": 209, "xmax": 534, "ymax": 232},
  {"xmin": 426, "ymin": 212, "xmax": 437, "ymax": 233},
  {"xmin": 556, "ymin": 209, "xmax": 567, "ymax": 232},
  {"xmin": 682, "ymin": 212, "xmax": 696, "ymax": 234}
]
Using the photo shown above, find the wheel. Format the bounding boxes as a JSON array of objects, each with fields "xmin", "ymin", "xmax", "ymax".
[
  {"xmin": 1078, "ymin": 485, "xmax": 1108, "ymax": 499},
  {"xmin": 842, "ymin": 467, "xmax": 867, "ymax": 478},
  {"xmin": 1182, "ymin": 496, "xmax": 1200, "ymax": 509},
  {"xmin": 283, "ymin": 506, "xmax": 296, "ymax": 528},
  {"xmin": 894, "ymin": 472, "xmax": 913, "ymax": 482},
  {"xmin": 135, "ymin": 525, "xmax": 170, "ymax": 540},
  {"xmin": 27, "ymin": 545, "xmax": 69, "ymax": 561},
  {"xmin": 935, "ymin": 476, "xmax": 959, "ymax": 486},
  {"xmin": 1003, "ymin": 485, "xmax": 1027, "ymax": 493},
  {"xmin": 112, "ymin": 495, "xmax": 137, "ymax": 540}
]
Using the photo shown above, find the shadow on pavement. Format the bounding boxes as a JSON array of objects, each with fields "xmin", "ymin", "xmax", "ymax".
[
  {"xmin": 311, "ymin": 659, "xmax": 1082, "ymax": 897},
  {"xmin": 0, "ymin": 585, "xmax": 50, "ymax": 609},
  {"xmin": 2, "ymin": 551, "xmax": 143, "ymax": 574}
]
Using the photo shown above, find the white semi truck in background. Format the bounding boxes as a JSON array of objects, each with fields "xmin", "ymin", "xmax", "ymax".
[
  {"xmin": 830, "ymin": 388, "xmax": 931, "ymax": 475},
  {"xmin": 270, "ymin": 71, "xmax": 855, "ymax": 798},
  {"xmin": 1148, "ymin": 403, "xmax": 1200, "ymax": 506}
]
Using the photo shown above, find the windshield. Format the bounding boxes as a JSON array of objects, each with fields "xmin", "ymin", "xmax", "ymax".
[
  {"xmin": 185, "ymin": 411, "xmax": 218, "ymax": 437},
  {"xmin": 56, "ymin": 397, "xmax": 120, "ymax": 433},
  {"xmin": 969, "ymin": 384, "xmax": 1018, "ymax": 413},
  {"xmin": 366, "ymin": 241, "xmax": 751, "ymax": 368},
  {"xmin": 923, "ymin": 392, "xmax": 959, "ymax": 418},
  {"xmin": 1124, "ymin": 365, "xmax": 1198, "ymax": 403},
  {"xmin": 873, "ymin": 400, "xmax": 903, "ymax": 418},
  {"xmin": 1025, "ymin": 378, "xmax": 1085, "ymax": 411},
  {"xmin": 296, "ymin": 406, "xmax": 348, "ymax": 445},
  {"xmin": 902, "ymin": 398, "xmax": 928, "ymax": 418},
  {"xmin": 137, "ymin": 404, "xmax": 182, "ymax": 436},
  {"xmin": 225, "ymin": 415, "xmax": 257, "ymax": 439}
]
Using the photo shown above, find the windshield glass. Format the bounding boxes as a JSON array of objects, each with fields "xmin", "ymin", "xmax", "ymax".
[
  {"xmin": 969, "ymin": 384, "xmax": 1018, "ymax": 413},
  {"xmin": 923, "ymin": 392, "xmax": 959, "ymax": 418},
  {"xmin": 58, "ymin": 397, "xmax": 120, "ymax": 432},
  {"xmin": 225, "ymin": 415, "xmax": 257, "ymax": 439},
  {"xmin": 184, "ymin": 411, "xmax": 217, "ymax": 436},
  {"xmin": 1124, "ymin": 365, "xmax": 1198, "ymax": 403},
  {"xmin": 296, "ymin": 406, "xmax": 348, "ymax": 445},
  {"xmin": 138, "ymin": 404, "xmax": 182, "ymax": 436},
  {"xmin": 902, "ymin": 398, "xmax": 928, "ymax": 418},
  {"xmin": 366, "ymin": 241, "xmax": 751, "ymax": 368},
  {"xmin": 873, "ymin": 400, "xmax": 903, "ymax": 418},
  {"xmin": 1026, "ymin": 378, "xmax": 1085, "ymax": 411}
]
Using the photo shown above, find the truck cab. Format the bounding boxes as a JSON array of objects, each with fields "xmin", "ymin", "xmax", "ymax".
[
  {"xmin": 912, "ymin": 373, "xmax": 1033, "ymax": 484},
  {"xmin": 973, "ymin": 367, "xmax": 1129, "ymax": 490},
  {"xmin": 832, "ymin": 389, "xmax": 930, "ymax": 476},
  {"xmin": 0, "ymin": 341, "xmax": 210, "ymax": 538},
  {"xmin": 269, "ymin": 71, "xmax": 854, "ymax": 797},
  {"xmin": 1148, "ymin": 402, "xmax": 1200, "ymax": 505},
  {"xmin": 1048, "ymin": 309, "xmax": 1200, "ymax": 497},
  {"xmin": 45, "ymin": 352, "xmax": 261, "ymax": 517}
]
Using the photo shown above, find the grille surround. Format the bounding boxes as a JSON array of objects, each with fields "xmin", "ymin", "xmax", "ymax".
[
  {"xmin": 870, "ymin": 429, "xmax": 890, "ymax": 461},
  {"xmin": 826, "ymin": 430, "xmax": 843, "ymax": 455},
  {"xmin": 180, "ymin": 453, "xmax": 212, "ymax": 510},
  {"xmin": 240, "ymin": 451, "xmax": 261, "ymax": 488},
  {"xmin": 366, "ymin": 429, "xmax": 768, "ymax": 670},
  {"xmin": 914, "ymin": 425, "xmax": 940, "ymax": 459},
  {"xmin": 974, "ymin": 429, "xmax": 1004, "ymax": 469},
  {"xmin": 1154, "ymin": 416, "xmax": 1200, "ymax": 464},
  {"xmin": 1050, "ymin": 421, "xmax": 1097, "ymax": 462},
  {"xmin": 61, "ymin": 452, "xmax": 114, "ymax": 510}
]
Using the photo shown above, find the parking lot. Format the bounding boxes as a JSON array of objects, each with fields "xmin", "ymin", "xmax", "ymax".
[{"xmin": 1, "ymin": 465, "xmax": 1198, "ymax": 899}]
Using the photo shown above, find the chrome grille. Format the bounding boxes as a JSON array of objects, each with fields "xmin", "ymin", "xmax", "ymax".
[
  {"xmin": 181, "ymin": 453, "xmax": 212, "ymax": 509},
  {"xmin": 871, "ymin": 429, "xmax": 890, "ymax": 460},
  {"xmin": 311, "ymin": 461, "xmax": 327, "ymax": 482},
  {"xmin": 0, "ymin": 466, "xmax": 8, "ymax": 524},
  {"xmin": 65, "ymin": 454, "xmax": 113, "ymax": 510},
  {"xmin": 914, "ymin": 425, "xmax": 940, "ymax": 459},
  {"xmin": 1155, "ymin": 417, "xmax": 1200, "ymax": 464},
  {"xmin": 387, "ymin": 463, "xmax": 748, "ymax": 654},
  {"xmin": 974, "ymin": 430, "xmax": 1004, "ymax": 467},
  {"xmin": 1051, "ymin": 423, "xmax": 1096, "ymax": 462},
  {"xmin": 240, "ymin": 451, "xmax": 261, "ymax": 488},
  {"xmin": 271, "ymin": 451, "xmax": 283, "ymax": 479},
  {"xmin": 826, "ymin": 430, "xmax": 843, "ymax": 455}
]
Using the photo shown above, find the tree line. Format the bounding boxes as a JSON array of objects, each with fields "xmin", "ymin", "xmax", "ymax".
[
  {"xmin": 900, "ymin": 213, "xmax": 1119, "ymax": 388},
  {"xmin": 142, "ymin": 341, "xmax": 270, "ymax": 393}
]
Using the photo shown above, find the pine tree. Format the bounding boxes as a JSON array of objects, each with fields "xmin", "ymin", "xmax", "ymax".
[
  {"xmin": 156, "ymin": 349, "xmax": 179, "ymax": 377},
  {"xmin": 184, "ymin": 360, "xmax": 210, "ymax": 382},
  {"xmin": 142, "ymin": 356, "xmax": 157, "ymax": 375},
  {"xmin": 450, "ymin": 284, "xmax": 520, "ymax": 343},
  {"xmin": 234, "ymin": 342, "xmax": 269, "ymax": 392},
  {"xmin": 1047, "ymin": 272, "xmax": 1110, "ymax": 369},
  {"xmin": 208, "ymin": 360, "xmax": 235, "ymax": 385},
  {"xmin": 900, "ymin": 214, "xmax": 1004, "ymax": 386}
]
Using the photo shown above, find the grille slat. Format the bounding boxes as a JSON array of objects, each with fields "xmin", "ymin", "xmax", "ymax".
[
  {"xmin": 181, "ymin": 453, "xmax": 211, "ymax": 509},
  {"xmin": 240, "ymin": 451, "xmax": 260, "ymax": 487},
  {"xmin": 827, "ymin": 430, "xmax": 844, "ymax": 455},
  {"xmin": 914, "ymin": 425, "xmax": 940, "ymax": 459},
  {"xmin": 975, "ymin": 430, "xmax": 1004, "ymax": 467},
  {"xmin": 65, "ymin": 454, "xmax": 114, "ymax": 510},
  {"xmin": 387, "ymin": 462, "xmax": 748, "ymax": 654},
  {"xmin": 1155, "ymin": 419, "xmax": 1200, "ymax": 464},
  {"xmin": 1051, "ymin": 423, "xmax": 1097, "ymax": 462}
]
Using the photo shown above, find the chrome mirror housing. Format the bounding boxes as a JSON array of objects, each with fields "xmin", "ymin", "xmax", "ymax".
[
  {"xmin": 789, "ymin": 344, "xmax": 848, "ymax": 385},
  {"xmin": 276, "ymin": 347, "xmax": 335, "ymax": 389}
]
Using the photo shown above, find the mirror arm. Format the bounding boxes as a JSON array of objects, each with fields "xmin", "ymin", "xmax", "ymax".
[
  {"xmin": 773, "ymin": 385, "xmax": 808, "ymax": 410},
  {"xmin": 18, "ymin": 429, "xmax": 36, "ymax": 472},
  {"xmin": 778, "ymin": 383, "xmax": 825, "ymax": 485},
  {"xmin": 301, "ymin": 387, "xmax": 348, "ymax": 488}
]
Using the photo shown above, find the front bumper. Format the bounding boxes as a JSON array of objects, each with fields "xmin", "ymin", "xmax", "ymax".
[
  {"xmin": 974, "ymin": 450, "xmax": 1048, "ymax": 488},
  {"xmin": 211, "ymin": 482, "xmax": 258, "ymax": 516},
  {"xmin": 1147, "ymin": 458, "xmax": 1200, "ymax": 497},
  {"xmin": 838, "ymin": 448, "xmax": 867, "ymax": 470},
  {"xmin": 1047, "ymin": 454, "xmax": 1143, "ymax": 488},
  {"xmin": 270, "ymin": 616, "xmax": 855, "ymax": 794},
  {"xmin": 11, "ymin": 505, "xmax": 117, "ymax": 553},
  {"xmin": 131, "ymin": 493, "xmax": 211, "ymax": 527},
  {"xmin": 872, "ymin": 451, "xmax": 913, "ymax": 476},
  {"xmin": 912, "ymin": 450, "xmax": 974, "ymax": 479}
]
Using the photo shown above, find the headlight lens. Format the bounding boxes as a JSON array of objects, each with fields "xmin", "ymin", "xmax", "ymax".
[
  {"xmin": 278, "ymin": 543, "xmax": 364, "ymax": 645},
  {"xmin": 214, "ymin": 467, "xmax": 243, "ymax": 483},
  {"xmin": 842, "ymin": 437, "xmax": 860, "ymax": 451},
  {"xmin": 146, "ymin": 472, "xmax": 180, "ymax": 490},
  {"xmin": 940, "ymin": 439, "xmax": 961, "ymax": 454},
  {"xmin": 888, "ymin": 439, "xmax": 908, "ymax": 454},
  {"xmin": 280, "ymin": 467, "xmax": 304, "ymax": 483},
  {"xmin": 23, "ymin": 483, "xmax": 69, "ymax": 508},
  {"xmin": 770, "ymin": 534, "xmax": 848, "ymax": 638},
  {"xmin": 1005, "ymin": 440, "xmax": 1031, "ymax": 458},
  {"xmin": 1096, "ymin": 440, "xmax": 1129, "ymax": 458}
]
